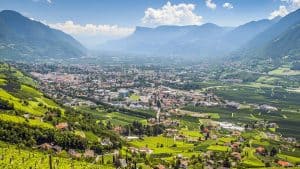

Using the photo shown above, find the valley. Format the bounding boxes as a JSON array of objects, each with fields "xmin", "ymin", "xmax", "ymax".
[
  {"xmin": 0, "ymin": 2, "xmax": 300, "ymax": 168},
  {"xmin": 0, "ymin": 59, "xmax": 299, "ymax": 168}
]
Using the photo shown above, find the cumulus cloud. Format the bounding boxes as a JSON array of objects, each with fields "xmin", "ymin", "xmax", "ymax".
[
  {"xmin": 223, "ymin": 2, "xmax": 233, "ymax": 9},
  {"xmin": 270, "ymin": 0, "xmax": 300, "ymax": 20},
  {"xmin": 205, "ymin": 0, "xmax": 217, "ymax": 10},
  {"xmin": 269, "ymin": 5, "xmax": 289, "ymax": 19},
  {"xmin": 281, "ymin": 0, "xmax": 300, "ymax": 9},
  {"xmin": 49, "ymin": 21, "xmax": 134, "ymax": 37},
  {"xmin": 142, "ymin": 1, "xmax": 203, "ymax": 26}
]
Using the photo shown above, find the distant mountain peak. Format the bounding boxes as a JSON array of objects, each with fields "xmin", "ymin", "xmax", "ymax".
[{"xmin": 0, "ymin": 10, "xmax": 86, "ymax": 61}]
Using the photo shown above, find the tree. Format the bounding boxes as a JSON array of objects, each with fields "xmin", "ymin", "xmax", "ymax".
[{"xmin": 270, "ymin": 147, "xmax": 277, "ymax": 157}]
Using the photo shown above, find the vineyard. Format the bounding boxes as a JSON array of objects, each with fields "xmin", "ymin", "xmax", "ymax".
[{"xmin": 0, "ymin": 142, "xmax": 114, "ymax": 169}]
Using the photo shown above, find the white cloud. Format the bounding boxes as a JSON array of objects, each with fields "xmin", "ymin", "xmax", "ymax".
[
  {"xmin": 205, "ymin": 0, "xmax": 217, "ymax": 10},
  {"xmin": 269, "ymin": 5, "xmax": 289, "ymax": 19},
  {"xmin": 32, "ymin": 0, "xmax": 52, "ymax": 3},
  {"xmin": 223, "ymin": 2, "xmax": 233, "ymax": 9},
  {"xmin": 282, "ymin": 0, "xmax": 300, "ymax": 9},
  {"xmin": 142, "ymin": 1, "xmax": 203, "ymax": 26},
  {"xmin": 49, "ymin": 21, "xmax": 134, "ymax": 37}
]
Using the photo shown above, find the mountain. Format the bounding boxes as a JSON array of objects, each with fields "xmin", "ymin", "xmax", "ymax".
[
  {"xmin": 0, "ymin": 10, "xmax": 86, "ymax": 60},
  {"xmin": 100, "ymin": 19, "xmax": 278, "ymax": 59},
  {"xmin": 234, "ymin": 9, "xmax": 300, "ymax": 60},
  {"xmin": 221, "ymin": 19, "xmax": 276, "ymax": 51},
  {"xmin": 100, "ymin": 23, "xmax": 232, "ymax": 58}
]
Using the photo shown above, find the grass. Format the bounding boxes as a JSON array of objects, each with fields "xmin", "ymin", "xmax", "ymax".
[
  {"xmin": 206, "ymin": 145, "xmax": 230, "ymax": 152},
  {"xmin": 0, "ymin": 141, "xmax": 114, "ymax": 169},
  {"xmin": 130, "ymin": 135, "xmax": 195, "ymax": 155},
  {"xmin": 84, "ymin": 131, "xmax": 100, "ymax": 142},
  {"xmin": 0, "ymin": 113, "xmax": 53, "ymax": 129},
  {"xmin": 129, "ymin": 94, "xmax": 140, "ymax": 101},
  {"xmin": 21, "ymin": 85, "xmax": 42, "ymax": 97},
  {"xmin": 242, "ymin": 147, "xmax": 265, "ymax": 167},
  {"xmin": 77, "ymin": 106, "xmax": 147, "ymax": 126},
  {"xmin": 218, "ymin": 137, "xmax": 235, "ymax": 143},
  {"xmin": 0, "ymin": 79, "xmax": 6, "ymax": 86},
  {"xmin": 277, "ymin": 154, "xmax": 300, "ymax": 164},
  {"xmin": 268, "ymin": 67, "xmax": 300, "ymax": 76},
  {"xmin": 0, "ymin": 86, "xmax": 64, "ymax": 116},
  {"xmin": 180, "ymin": 128, "xmax": 203, "ymax": 138}
]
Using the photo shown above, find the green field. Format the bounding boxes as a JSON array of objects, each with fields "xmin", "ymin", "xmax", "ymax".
[
  {"xmin": 0, "ymin": 142, "xmax": 114, "ymax": 169},
  {"xmin": 269, "ymin": 67, "xmax": 300, "ymax": 76},
  {"xmin": 241, "ymin": 147, "xmax": 265, "ymax": 167},
  {"xmin": 129, "ymin": 94, "xmax": 140, "ymax": 101},
  {"xmin": 277, "ymin": 154, "xmax": 300, "ymax": 164},
  {"xmin": 0, "ymin": 113, "xmax": 53, "ymax": 129},
  {"xmin": 78, "ymin": 106, "xmax": 148, "ymax": 126}
]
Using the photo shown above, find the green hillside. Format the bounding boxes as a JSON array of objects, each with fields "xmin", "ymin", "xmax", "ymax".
[{"xmin": 0, "ymin": 62, "xmax": 121, "ymax": 168}]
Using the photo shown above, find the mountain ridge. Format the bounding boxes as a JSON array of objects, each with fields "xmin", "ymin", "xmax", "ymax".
[{"xmin": 0, "ymin": 10, "xmax": 86, "ymax": 61}]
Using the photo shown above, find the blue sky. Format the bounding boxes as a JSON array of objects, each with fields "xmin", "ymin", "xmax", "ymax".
[{"xmin": 1, "ymin": 0, "xmax": 299, "ymax": 48}]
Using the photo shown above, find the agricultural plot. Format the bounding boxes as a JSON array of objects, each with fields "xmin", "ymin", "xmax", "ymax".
[
  {"xmin": 277, "ymin": 154, "xmax": 300, "ymax": 164},
  {"xmin": 207, "ymin": 145, "xmax": 230, "ymax": 152},
  {"xmin": 0, "ymin": 113, "xmax": 53, "ymax": 129},
  {"xmin": 0, "ymin": 142, "xmax": 114, "ymax": 169},
  {"xmin": 268, "ymin": 67, "xmax": 300, "ymax": 76},
  {"xmin": 129, "ymin": 135, "xmax": 196, "ymax": 155},
  {"xmin": 129, "ymin": 94, "xmax": 140, "ymax": 101},
  {"xmin": 77, "ymin": 106, "xmax": 148, "ymax": 126},
  {"xmin": 0, "ymin": 88, "xmax": 63, "ymax": 116},
  {"xmin": 241, "ymin": 147, "xmax": 265, "ymax": 168}
]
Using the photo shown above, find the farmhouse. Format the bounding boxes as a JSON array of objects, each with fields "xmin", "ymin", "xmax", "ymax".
[
  {"xmin": 277, "ymin": 160, "xmax": 292, "ymax": 167},
  {"xmin": 55, "ymin": 122, "xmax": 68, "ymax": 130},
  {"xmin": 84, "ymin": 149, "xmax": 95, "ymax": 158},
  {"xmin": 68, "ymin": 149, "xmax": 81, "ymax": 158}
]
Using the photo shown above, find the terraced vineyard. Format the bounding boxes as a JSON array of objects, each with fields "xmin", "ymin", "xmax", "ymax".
[
  {"xmin": 0, "ymin": 142, "xmax": 114, "ymax": 169},
  {"xmin": 0, "ymin": 62, "xmax": 122, "ymax": 168}
]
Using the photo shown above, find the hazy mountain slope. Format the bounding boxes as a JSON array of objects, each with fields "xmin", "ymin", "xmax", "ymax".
[
  {"xmin": 100, "ymin": 23, "xmax": 231, "ymax": 58},
  {"xmin": 100, "ymin": 20, "xmax": 277, "ymax": 59},
  {"xmin": 234, "ymin": 9, "xmax": 300, "ymax": 59},
  {"xmin": 0, "ymin": 10, "xmax": 86, "ymax": 60},
  {"xmin": 264, "ymin": 23, "xmax": 300, "ymax": 60},
  {"xmin": 222, "ymin": 19, "xmax": 276, "ymax": 51}
]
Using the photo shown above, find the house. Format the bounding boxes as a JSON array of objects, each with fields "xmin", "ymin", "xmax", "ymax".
[
  {"xmin": 165, "ymin": 128, "xmax": 178, "ymax": 137},
  {"xmin": 231, "ymin": 142, "xmax": 241, "ymax": 149},
  {"xmin": 226, "ymin": 101, "xmax": 240, "ymax": 109},
  {"xmin": 84, "ymin": 149, "xmax": 95, "ymax": 158},
  {"xmin": 56, "ymin": 122, "xmax": 68, "ymax": 130},
  {"xmin": 155, "ymin": 164, "xmax": 166, "ymax": 169},
  {"xmin": 116, "ymin": 159, "xmax": 127, "ymax": 168},
  {"xmin": 174, "ymin": 135, "xmax": 186, "ymax": 141},
  {"xmin": 118, "ymin": 89, "xmax": 129, "ymax": 98},
  {"xmin": 231, "ymin": 152, "xmax": 241, "ymax": 160},
  {"xmin": 113, "ymin": 126, "xmax": 123, "ymax": 134},
  {"xmin": 259, "ymin": 104, "xmax": 278, "ymax": 111},
  {"xmin": 139, "ymin": 147, "xmax": 153, "ymax": 154},
  {"xmin": 101, "ymin": 138, "xmax": 113, "ymax": 146},
  {"xmin": 232, "ymin": 131, "xmax": 241, "ymax": 136},
  {"xmin": 277, "ymin": 160, "xmax": 292, "ymax": 167},
  {"xmin": 38, "ymin": 143, "xmax": 52, "ymax": 150},
  {"xmin": 187, "ymin": 137, "xmax": 198, "ymax": 143},
  {"xmin": 52, "ymin": 145, "xmax": 62, "ymax": 153},
  {"xmin": 179, "ymin": 159, "xmax": 189, "ymax": 169},
  {"xmin": 68, "ymin": 149, "xmax": 81, "ymax": 158},
  {"xmin": 128, "ymin": 147, "xmax": 139, "ymax": 154},
  {"xmin": 256, "ymin": 146, "xmax": 265, "ymax": 155}
]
